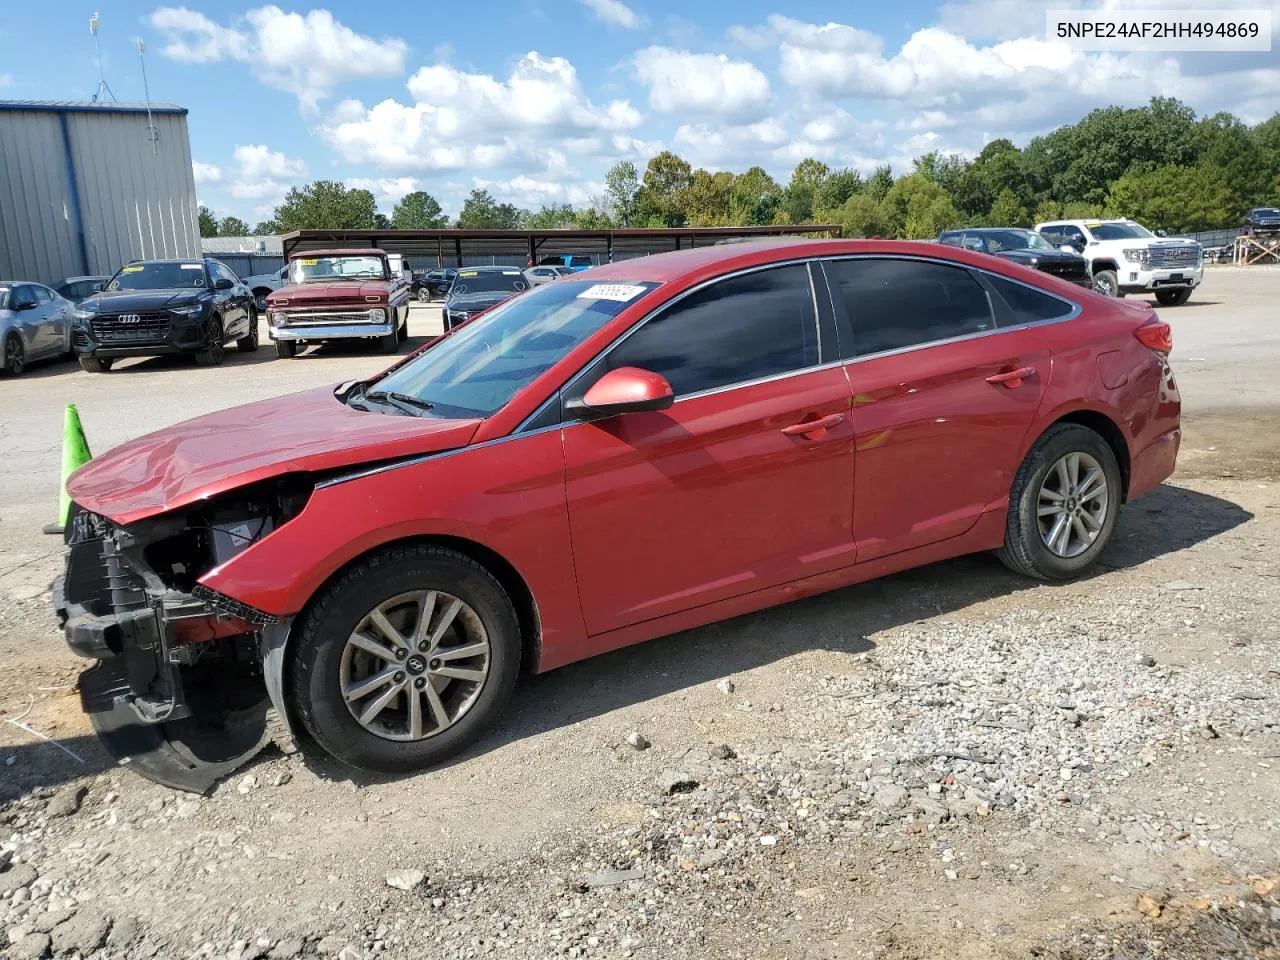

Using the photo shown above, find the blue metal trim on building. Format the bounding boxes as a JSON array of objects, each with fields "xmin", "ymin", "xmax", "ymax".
[
  {"xmin": 57, "ymin": 113, "xmax": 91, "ymax": 276},
  {"xmin": 0, "ymin": 101, "xmax": 188, "ymax": 116}
]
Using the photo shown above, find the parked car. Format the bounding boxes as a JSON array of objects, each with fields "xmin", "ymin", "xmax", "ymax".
[
  {"xmin": 54, "ymin": 238, "xmax": 1181, "ymax": 789},
  {"xmin": 1036, "ymin": 219, "xmax": 1202, "ymax": 305},
  {"xmin": 55, "ymin": 276, "xmax": 111, "ymax": 304},
  {"xmin": 71, "ymin": 259, "xmax": 257, "ymax": 373},
  {"xmin": 533, "ymin": 254, "xmax": 593, "ymax": 272},
  {"xmin": 241, "ymin": 264, "xmax": 289, "ymax": 311},
  {"xmin": 938, "ymin": 228, "xmax": 1090, "ymax": 286},
  {"xmin": 525, "ymin": 265, "xmax": 571, "ymax": 285},
  {"xmin": 266, "ymin": 249, "xmax": 410, "ymax": 358},
  {"xmin": 423, "ymin": 268, "xmax": 458, "ymax": 300},
  {"xmin": 0, "ymin": 281, "xmax": 74, "ymax": 376},
  {"xmin": 1242, "ymin": 207, "xmax": 1280, "ymax": 235},
  {"xmin": 441, "ymin": 266, "xmax": 529, "ymax": 330}
]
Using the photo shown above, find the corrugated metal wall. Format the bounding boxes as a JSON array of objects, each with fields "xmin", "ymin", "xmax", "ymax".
[{"xmin": 0, "ymin": 106, "xmax": 199, "ymax": 286}]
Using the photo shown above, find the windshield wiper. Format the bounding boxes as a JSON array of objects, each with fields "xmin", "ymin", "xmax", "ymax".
[{"xmin": 363, "ymin": 390, "xmax": 434, "ymax": 416}]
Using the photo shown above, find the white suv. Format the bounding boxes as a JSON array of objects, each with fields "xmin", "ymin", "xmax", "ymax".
[{"xmin": 1035, "ymin": 219, "xmax": 1203, "ymax": 306}]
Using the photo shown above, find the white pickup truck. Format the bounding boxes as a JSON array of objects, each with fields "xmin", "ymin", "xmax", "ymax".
[{"xmin": 1035, "ymin": 219, "xmax": 1203, "ymax": 306}]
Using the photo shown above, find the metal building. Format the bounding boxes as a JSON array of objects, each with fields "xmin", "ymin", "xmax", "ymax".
[{"xmin": 0, "ymin": 100, "xmax": 200, "ymax": 287}]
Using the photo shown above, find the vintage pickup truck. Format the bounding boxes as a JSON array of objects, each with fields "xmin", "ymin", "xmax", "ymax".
[{"xmin": 265, "ymin": 248, "xmax": 410, "ymax": 358}]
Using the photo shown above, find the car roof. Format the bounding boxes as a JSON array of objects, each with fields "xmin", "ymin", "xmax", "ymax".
[
  {"xmin": 455, "ymin": 265, "xmax": 525, "ymax": 273},
  {"xmin": 942, "ymin": 227, "xmax": 1030, "ymax": 234},
  {"xmin": 62, "ymin": 275, "xmax": 111, "ymax": 282},
  {"xmin": 288, "ymin": 248, "xmax": 385, "ymax": 260}
]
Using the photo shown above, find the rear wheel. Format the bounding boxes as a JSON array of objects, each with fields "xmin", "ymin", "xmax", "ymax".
[
  {"xmin": 253, "ymin": 289, "xmax": 272, "ymax": 312},
  {"xmin": 194, "ymin": 317, "xmax": 226, "ymax": 366},
  {"xmin": 416, "ymin": 287, "xmax": 431, "ymax": 303},
  {"xmin": 997, "ymin": 423, "xmax": 1122, "ymax": 581},
  {"xmin": 1154, "ymin": 287, "xmax": 1192, "ymax": 307},
  {"xmin": 275, "ymin": 339, "xmax": 297, "ymax": 359},
  {"xmin": 289, "ymin": 545, "xmax": 522, "ymax": 773},
  {"xmin": 78, "ymin": 355, "xmax": 113, "ymax": 373},
  {"xmin": 2, "ymin": 335, "xmax": 24, "ymax": 376},
  {"xmin": 236, "ymin": 308, "xmax": 260, "ymax": 351},
  {"xmin": 1091, "ymin": 269, "xmax": 1120, "ymax": 298}
]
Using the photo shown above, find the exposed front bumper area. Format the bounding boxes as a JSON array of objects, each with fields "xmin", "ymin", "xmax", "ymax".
[
  {"xmin": 1119, "ymin": 265, "xmax": 1203, "ymax": 294},
  {"xmin": 269, "ymin": 320, "xmax": 394, "ymax": 341}
]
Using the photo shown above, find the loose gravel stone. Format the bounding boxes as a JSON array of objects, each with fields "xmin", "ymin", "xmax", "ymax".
[
  {"xmin": 0, "ymin": 864, "xmax": 37, "ymax": 896},
  {"xmin": 8, "ymin": 931, "xmax": 50, "ymax": 960},
  {"xmin": 625, "ymin": 731, "xmax": 650, "ymax": 750},
  {"xmin": 44, "ymin": 785, "xmax": 86, "ymax": 818},
  {"xmin": 50, "ymin": 912, "xmax": 109, "ymax": 955},
  {"xmin": 583, "ymin": 869, "xmax": 644, "ymax": 889},
  {"xmin": 385, "ymin": 869, "xmax": 425, "ymax": 891},
  {"xmin": 657, "ymin": 769, "xmax": 697, "ymax": 794}
]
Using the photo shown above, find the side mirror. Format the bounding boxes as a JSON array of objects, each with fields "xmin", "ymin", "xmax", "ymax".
[
  {"xmin": 14, "ymin": 300, "xmax": 36, "ymax": 311},
  {"xmin": 1155, "ymin": 229, "xmax": 1167, "ymax": 237},
  {"xmin": 566, "ymin": 367, "xmax": 675, "ymax": 419},
  {"xmin": 92, "ymin": 282, "xmax": 105, "ymax": 292},
  {"xmin": 214, "ymin": 278, "xmax": 234, "ymax": 290}
]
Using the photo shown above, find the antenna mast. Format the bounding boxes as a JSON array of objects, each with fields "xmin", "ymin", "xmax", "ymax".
[
  {"xmin": 89, "ymin": 11, "xmax": 117, "ymax": 102},
  {"xmin": 137, "ymin": 37, "xmax": 159, "ymax": 154}
]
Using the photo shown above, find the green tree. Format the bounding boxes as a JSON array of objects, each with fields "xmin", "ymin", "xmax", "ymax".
[
  {"xmin": 1105, "ymin": 163, "xmax": 1234, "ymax": 233},
  {"xmin": 604, "ymin": 161, "xmax": 641, "ymax": 226},
  {"xmin": 456, "ymin": 188, "xmax": 523, "ymax": 229},
  {"xmin": 251, "ymin": 220, "xmax": 277, "ymax": 236},
  {"xmin": 271, "ymin": 180, "xmax": 378, "ymax": 231},
  {"xmin": 198, "ymin": 205, "xmax": 219, "ymax": 237},
  {"xmin": 217, "ymin": 216, "xmax": 249, "ymax": 236},
  {"xmin": 865, "ymin": 165, "xmax": 894, "ymax": 203},
  {"xmin": 730, "ymin": 166, "xmax": 783, "ymax": 224},
  {"xmin": 523, "ymin": 203, "xmax": 577, "ymax": 228},
  {"xmin": 787, "ymin": 157, "xmax": 830, "ymax": 219},
  {"xmin": 883, "ymin": 173, "xmax": 960, "ymax": 238},
  {"xmin": 639, "ymin": 151, "xmax": 694, "ymax": 226},
  {"xmin": 814, "ymin": 168, "xmax": 861, "ymax": 218},
  {"xmin": 572, "ymin": 206, "xmax": 614, "ymax": 229},
  {"xmin": 839, "ymin": 193, "xmax": 891, "ymax": 238},
  {"xmin": 373, "ymin": 213, "xmax": 391, "ymax": 230},
  {"xmin": 987, "ymin": 188, "xmax": 1030, "ymax": 226},
  {"xmin": 685, "ymin": 169, "xmax": 734, "ymax": 226},
  {"xmin": 391, "ymin": 191, "xmax": 447, "ymax": 229}
]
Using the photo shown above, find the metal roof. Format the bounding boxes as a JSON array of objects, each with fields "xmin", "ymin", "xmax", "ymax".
[
  {"xmin": 201, "ymin": 235, "xmax": 285, "ymax": 255},
  {"xmin": 0, "ymin": 99, "xmax": 188, "ymax": 115}
]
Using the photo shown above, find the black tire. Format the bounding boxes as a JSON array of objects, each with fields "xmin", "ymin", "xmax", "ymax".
[
  {"xmin": 275, "ymin": 339, "xmax": 297, "ymax": 359},
  {"xmin": 1091, "ymin": 269, "xmax": 1120, "ymax": 298},
  {"xmin": 236, "ymin": 308, "xmax": 260, "ymax": 351},
  {"xmin": 2, "ymin": 335, "xmax": 24, "ymax": 376},
  {"xmin": 194, "ymin": 316, "xmax": 226, "ymax": 366},
  {"xmin": 253, "ymin": 289, "xmax": 272, "ymax": 312},
  {"xmin": 998, "ymin": 423, "xmax": 1122, "ymax": 581},
  {"xmin": 416, "ymin": 287, "xmax": 431, "ymax": 303},
  {"xmin": 78, "ymin": 356, "xmax": 113, "ymax": 373},
  {"xmin": 289, "ymin": 545, "xmax": 522, "ymax": 774},
  {"xmin": 379, "ymin": 322, "xmax": 401, "ymax": 354},
  {"xmin": 1154, "ymin": 287, "xmax": 1192, "ymax": 307}
]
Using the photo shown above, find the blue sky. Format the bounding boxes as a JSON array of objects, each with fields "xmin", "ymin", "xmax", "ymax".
[{"xmin": 2, "ymin": 1, "xmax": 1276, "ymax": 223}]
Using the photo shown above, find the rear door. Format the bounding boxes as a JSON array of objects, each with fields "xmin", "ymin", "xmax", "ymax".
[
  {"xmin": 562, "ymin": 262, "xmax": 857, "ymax": 636},
  {"xmin": 822, "ymin": 256, "xmax": 1064, "ymax": 561}
]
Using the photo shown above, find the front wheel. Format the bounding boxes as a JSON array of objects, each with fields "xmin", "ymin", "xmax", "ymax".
[
  {"xmin": 1154, "ymin": 287, "xmax": 1192, "ymax": 307},
  {"xmin": 379, "ymin": 323, "xmax": 401, "ymax": 354},
  {"xmin": 997, "ymin": 423, "xmax": 1122, "ymax": 581},
  {"xmin": 416, "ymin": 287, "xmax": 431, "ymax": 303},
  {"xmin": 78, "ymin": 356, "xmax": 113, "ymax": 373},
  {"xmin": 275, "ymin": 339, "xmax": 297, "ymax": 359},
  {"xmin": 289, "ymin": 545, "xmax": 522, "ymax": 774},
  {"xmin": 2, "ymin": 335, "xmax": 24, "ymax": 377},
  {"xmin": 194, "ymin": 317, "xmax": 226, "ymax": 366},
  {"xmin": 1091, "ymin": 270, "xmax": 1120, "ymax": 298},
  {"xmin": 237, "ymin": 308, "xmax": 260, "ymax": 351}
]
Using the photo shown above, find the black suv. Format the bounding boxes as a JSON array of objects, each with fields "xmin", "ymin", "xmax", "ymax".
[
  {"xmin": 938, "ymin": 228, "xmax": 1090, "ymax": 285},
  {"xmin": 1243, "ymin": 207, "xmax": 1280, "ymax": 235},
  {"xmin": 72, "ymin": 259, "xmax": 257, "ymax": 372},
  {"xmin": 442, "ymin": 266, "xmax": 528, "ymax": 331}
]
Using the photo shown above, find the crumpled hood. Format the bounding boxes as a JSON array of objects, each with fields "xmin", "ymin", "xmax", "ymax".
[
  {"xmin": 269, "ymin": 280, "xmax": 390, "ymax": 305},
  {"xmin": 68, "ymin": 386, "xmax": 481, "ymax": 525},
  {"xmin": 83, "ymin": 289, "xmax": 210, "ymax": 312}
]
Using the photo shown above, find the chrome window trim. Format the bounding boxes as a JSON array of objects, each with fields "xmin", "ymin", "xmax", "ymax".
[{"xmin": 515, "ymin": 256, "xmax": 827, "ymax": 433}]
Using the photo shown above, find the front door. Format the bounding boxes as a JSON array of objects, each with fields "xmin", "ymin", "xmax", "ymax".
[
  {"xmin": 563, "ymin": 263, "xmax": 857, "ymax": 636},
  {"xmin": 822, "ymin": 257, "xmax": 1055, "ymax": 561}
]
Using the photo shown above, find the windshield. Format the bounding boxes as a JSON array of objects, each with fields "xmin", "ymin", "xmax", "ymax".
[
  {"xmin": 984, "ymin": 230, "xmax": 1053, "ymax": 252},
  {"xmin": 368, "ymin": 279, "xmax": 657, "ymax": 418},
  {"xmin": 290, "ymin": 255, "xmax": 387, "ymax": 283},
  {"xmin": 0, "ymin": 287, "xmax": 9, "ymax": 310},
  {"xmin": 450, "ymin": 270, "xmax": 528, "ymax": 296},
  {"xmin": 1087, "ymin": 222, "xmax": 1153, "ymax": 241},
  {"xmin": 1255, "ymin": 208, "xmax": 1280, "ymax": 217},
  {"xmin": 107, "ymin": 262, "xmax": 208, "ymax": 291}
]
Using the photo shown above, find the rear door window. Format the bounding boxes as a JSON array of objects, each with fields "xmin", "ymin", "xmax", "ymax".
[
  {"xmin": 605, "ymin": 264, "xmax": 819, "ymax": 397},
  {"xmin": 823, "ymin": 258, "xmax": 996, "ymax": 357},
  {"xmin": 984, "ymin": 274, "xmax": 1075, "ymax": 324}
]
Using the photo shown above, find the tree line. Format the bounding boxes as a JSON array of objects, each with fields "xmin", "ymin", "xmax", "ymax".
[{"xmin": 199, "ymin": 98, "xmax": 1280, "ymax": 240}]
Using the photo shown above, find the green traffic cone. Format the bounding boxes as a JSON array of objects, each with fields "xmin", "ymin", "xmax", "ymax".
[{"xmin": 41, "ymin": 403, "xmax": 92, "ymax": 535}]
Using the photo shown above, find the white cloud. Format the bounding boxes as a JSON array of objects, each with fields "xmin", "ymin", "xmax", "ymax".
[
  {"xmin": 0, "ymin": 74, "xmax": 14, "ymax": 87},
  {"xmin": 578, "ymin": 0, "xmax": 641, "ymax": 28},
  {"xmin": 147, "ymin": 5, "xmax": 407, "ymax": 108},
  {"xmin": 672, "ymin": 118, "xmax": 788, "ymax": 167},
  {"xmin": 192, "ymin": 161, "xmax": 222, "ymax": 184},
  {"xmin": 324, "ymin": 53, "xmax": 642, "ymax": 173},
  {"xmin": 222, "ymin": 144, "xmax": 307, "ymax": 202},
  {"xmin": 345, "ymin": 176, "xmax": 423, "ymax": 207},
  {"xmin": 473, "ymin": 175, "xmax": 600, "ymax": 210},
  {"xmin": 632, "ymin": 47, "xmax": 771, "ymax": 120}
]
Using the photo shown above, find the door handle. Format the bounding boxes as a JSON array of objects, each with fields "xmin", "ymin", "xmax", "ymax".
[
  {"xmin": 985, "ymin": 365, "xmax": 1036, "ymax": 389},
  {"xmin": 781, "ymin": 413, "xmax": 845, "ymax": 437}
]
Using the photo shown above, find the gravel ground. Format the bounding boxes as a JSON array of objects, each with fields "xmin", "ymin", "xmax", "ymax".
[{"xmin": 2, "ymin": 275, "xmax": 1279, "ymax": 959}]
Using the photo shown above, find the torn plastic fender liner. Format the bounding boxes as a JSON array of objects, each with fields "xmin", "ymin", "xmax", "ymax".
[{"xmin": 260, "ymin": 618, "xmax": 299, "ymax": 749}]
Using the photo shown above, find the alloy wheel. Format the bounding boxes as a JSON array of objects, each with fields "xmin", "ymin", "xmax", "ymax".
[
  {"xmin": 255, "ymin": 292, "xmax": 269, "ymax": 311},
  {"xmin": 1037, "ymin": 451, "xmax": 1109, "ymax": 558},
  {"xmin": 1092, "ymin": 274, "xmax": 1117, "ymax": 297},
  {"xmin": 3, "ymin": 337, "xmax": 23, "ymax": 376},
  {"xmin": 339, "ymin": 590, "xmax": 491, "ymax": 742}
]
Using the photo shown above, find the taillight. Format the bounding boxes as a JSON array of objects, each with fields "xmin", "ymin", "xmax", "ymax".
[{"xmin": 1135, "ymin": 319, "xmax": 1172, "ymax": 355}]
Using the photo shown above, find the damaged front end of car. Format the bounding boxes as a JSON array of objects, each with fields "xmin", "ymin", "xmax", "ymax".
[{"xmin": 53, "ymin": 476, "xmax": 313, "ymax": 793}]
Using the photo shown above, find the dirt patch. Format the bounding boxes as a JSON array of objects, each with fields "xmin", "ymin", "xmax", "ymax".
[{"xmin": 1177, "ymin": 408, "xmax": 1280, "ymax": 481}]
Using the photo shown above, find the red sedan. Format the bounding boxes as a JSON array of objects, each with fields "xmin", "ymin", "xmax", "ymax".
[{"xmin": 55, "ymin": 239, "xmax": 1180, "ymax": 790}]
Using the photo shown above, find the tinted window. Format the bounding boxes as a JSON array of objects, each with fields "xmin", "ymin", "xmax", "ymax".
[
  {"xmin": 606, "ymin": 264, "xmax": 818, "ymax": 397},
  {"xmin": 450, "ymin": 270, "xmax": 528, "ymax": 295},
  {"xmin": 825, "ymin": 258, "xmax": 995, "ymax": 357},
  {"xmin": 1088, "ymin": 222, "xmax": 1151, "ymax": 241},
  {"xmin": 108, "ymin": 262, "xmax": 208, "ymax": 291},
  {"xmin": 33, "ymin": 285, "xmax": 53, "ymax": 303},
  {"xmin": 211, "ymin": 262, "xmax": 237, "ymax": 283},
  {"xmin": 986, "ymin": 275, "xmax": 1073, "ymax": 324},
  {"xmin": 1039, "ymin": 227, "xmax": 1062, "ymax": 246},
  {"xmin": 11, "ymin": 285, "xmax": 37, "ymax": 308}
]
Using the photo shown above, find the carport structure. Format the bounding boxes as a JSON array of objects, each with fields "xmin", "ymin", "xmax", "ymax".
[{"xmin": 279, "ymin": 223, "xmax": 842, "ymax": 270}]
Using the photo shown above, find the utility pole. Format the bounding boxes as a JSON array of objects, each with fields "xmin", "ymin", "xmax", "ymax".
[{"xmin": 89, "ymin": 11, "xmax": 117, "ymax": 102}]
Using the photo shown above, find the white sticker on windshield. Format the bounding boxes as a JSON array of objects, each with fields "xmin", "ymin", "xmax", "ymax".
[
  {"xmin": 180, "ymin": 263, "xmax": 203, "ymax": 270},
  {"xmin": 576, "ymin": 284, "xmax": 646, "ymax": 302}
]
